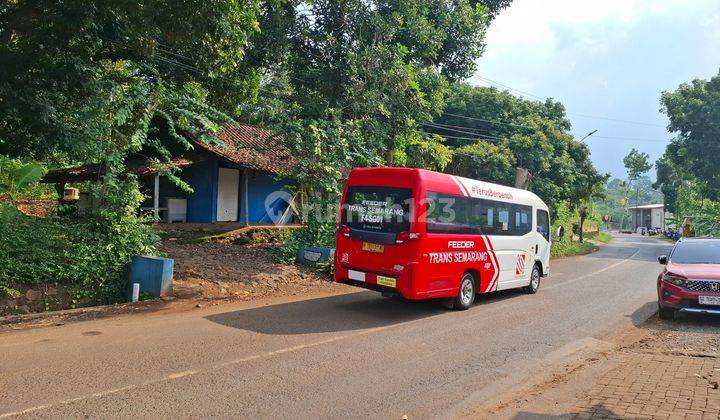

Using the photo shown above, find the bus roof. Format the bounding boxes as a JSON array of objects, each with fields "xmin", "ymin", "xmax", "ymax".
[{"xmin": 347, "ymin": 167, "xmax": 549, "ymax": 210}]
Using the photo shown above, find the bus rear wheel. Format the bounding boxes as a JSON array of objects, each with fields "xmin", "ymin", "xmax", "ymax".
[{"xmin": 453, "ymin": 272, "xmax": 476, "ymax": 310}]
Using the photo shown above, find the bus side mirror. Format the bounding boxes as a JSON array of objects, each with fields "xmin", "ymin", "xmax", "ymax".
[
  {"xmin": 658, "ymin": 255, "xmax": 668, "ymax": 265},
  {"xmin": 556, "ymin": 226, "xmax": 565, "ymax": 239}
]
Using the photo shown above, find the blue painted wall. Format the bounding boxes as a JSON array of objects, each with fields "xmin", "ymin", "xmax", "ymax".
[
  {"xmin": 184, "ymin": 159, "xmax": 218, "ymax": 223},
  {"xmin": 241, "ymin": 171, "xmax": 294, "ymax": 224},
  {"xmin": 181, "ymin": 161, "xmax": 293, "ymax": 224}
]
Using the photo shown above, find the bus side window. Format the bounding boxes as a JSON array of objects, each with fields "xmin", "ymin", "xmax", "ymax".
[
  {"xmin": 476, "ymin": 199, "xmax": 532, "ymax": 236},
  {"xmin": 426, "ymin": 192, "xmax": 478, "ymax": 234}
]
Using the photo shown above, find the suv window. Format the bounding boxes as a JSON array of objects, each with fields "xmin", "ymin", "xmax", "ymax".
[{"xmin": 670, "ymin": 240, "xmax": 720, "ymax": 264}]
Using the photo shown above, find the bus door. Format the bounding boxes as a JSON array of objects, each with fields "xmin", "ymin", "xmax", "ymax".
[
  {"xmin": 536, "ymin": 209, "xmax": 551, "ymax": 273},
  {"xmin": 479, "ymin": 200, "xmax": 534, "ymax": 290}
]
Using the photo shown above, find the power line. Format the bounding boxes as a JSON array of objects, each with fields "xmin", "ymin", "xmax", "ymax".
[
  {"xmin": 431, "ymin": 115, "xmax": 671, "ymax": 144},
  {"xmin": 474, "ymin": 76, "xmax": 666, "ymax": 128},
  {"xmin": 476, "ymin": 76, "xmax": 545, "ymax": 101},
  {"xmin": 429, "ymin": 133, "xmax": 499, "ymax": 143},
  {"xmin": 593, "ymin": 135, "xmax": 670, "ymax": 143},
  {"xmin": 442, "ymin": 112, "xmax": 537, "ymax": 130},
  {"xmin": 566, "ymin": 113, "xmax": 665, "ymax": 128},
  {"xmin": 422, "ymin": 122, "xmax": 504, "ymax": 140},
  {"xmin": 423, "ymin": 121, "xmax": 495, "ymax": 135}
]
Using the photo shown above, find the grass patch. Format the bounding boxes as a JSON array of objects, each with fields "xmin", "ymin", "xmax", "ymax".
[
  {"xmin": 551, "ymin": 239, "xmax": 598, "ymax": 258},
  {"xmin": 586, "ymin": 231, "xmax": 612, "ymax": 243},
  {"xmin": 596, "ymin": 232, "xmax": 613, "ymax": 243}
]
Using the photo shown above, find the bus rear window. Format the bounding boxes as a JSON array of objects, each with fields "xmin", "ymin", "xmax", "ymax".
[{"xmin": 342, "ymin": 186, "xmax": 412, "ymax": 233}]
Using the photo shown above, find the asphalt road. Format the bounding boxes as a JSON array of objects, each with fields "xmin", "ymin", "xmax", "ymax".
[{"xmin": 0, "ymin": 235, "xmax": 672, "ymax": 419}]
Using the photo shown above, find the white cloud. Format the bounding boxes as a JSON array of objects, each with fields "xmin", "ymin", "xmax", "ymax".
[
  {"xmin": 474, "ymin": 0, "xmax": 720, "ymax": 92},
  {"xmin": 470, "ymin": 0, "xmax": 720, "ymax": 179},
  {"xmin": 484, "ymin": 0, "xmax": 720, "ymax": 53},
  {"xmin": 484, "ymin": 0, "xmax": 677, "ymax": 51}
]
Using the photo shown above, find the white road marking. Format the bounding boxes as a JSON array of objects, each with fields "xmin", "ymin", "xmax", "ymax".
[
  {"xmin": 543, "ymin": 248, "xmax": 641, "ymax": 291},
  {"xmin": 166, "ymin": 370, "xmax": 199, "ymax": 379},
  {"xmin": 0, "ymin": 318, "xmax": 432, "ymax": 418}
]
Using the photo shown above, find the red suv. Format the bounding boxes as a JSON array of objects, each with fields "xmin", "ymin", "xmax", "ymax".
[{"xmin": 657, "ymin": 238, "xmax": 720, "ymax": 320}]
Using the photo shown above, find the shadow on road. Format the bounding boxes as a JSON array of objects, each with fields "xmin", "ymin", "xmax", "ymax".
[
  {"xmin": 627, "ymin": 300, "xmax": 720, "ymax": 329},
  {"xmin": 205, "ymin": 292, "xmax": 445, "ymax": 335},
  {"xmin": 205, "ymin": 288, "xmax": 526, "ymax": 335},
  {"xmin": 626, "ymin": 301, "xmax": 659, "ymax": 327},
  {"xmin": 511, "ymin": 403, "xmax": 623, "ymax": 419}
]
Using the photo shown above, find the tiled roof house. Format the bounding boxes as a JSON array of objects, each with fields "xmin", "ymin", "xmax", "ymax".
[{"xmin": 43, "ymin": 124, "xmax": 296, "ymax": 225}]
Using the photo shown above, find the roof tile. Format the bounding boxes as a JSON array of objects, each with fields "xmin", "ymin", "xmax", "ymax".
[{"xmin": 197, "ymin": 124, "xmax": 293, "ymax": 174}]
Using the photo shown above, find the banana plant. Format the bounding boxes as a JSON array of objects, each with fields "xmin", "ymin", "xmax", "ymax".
[{"xmin": 0, "ymin": 157, "xmax": 46, "ymax": 202}]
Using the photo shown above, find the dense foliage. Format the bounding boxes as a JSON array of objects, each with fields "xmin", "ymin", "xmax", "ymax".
[
  {"xmin": 0, "ymin": 183, "xmax": 157, "ymax": 302},
  {"xmin": 432, "ymin": 83, "xmax": 609, "ymax": 240},
  {"xmin": 250, "ymin": 0, "xmax": 504, "ymax": 197},
  {"xmin": 654, "ymin": 71, "xmax": 720, "ymax": 235},
  {"xmin": 0, "ymin": 0, "xmax": 262, "ymax": 300},
  {"xmin": 0, "ymin": 156, "xmax": 47, "ymax": 200}
]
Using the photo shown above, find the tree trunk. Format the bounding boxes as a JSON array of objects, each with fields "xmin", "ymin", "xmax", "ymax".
[
  {"xmin": 578, "ymin": 206, "xmax": 588, "ymax": 243},
  {"xmin": 514, "ymin": 167, "xmax": 532, "ymax": 190}
]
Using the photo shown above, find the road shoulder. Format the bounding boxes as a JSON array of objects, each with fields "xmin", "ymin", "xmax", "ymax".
[{"xmin": 477, "ymin": 315, "xmax": 720, "ymax": 419}]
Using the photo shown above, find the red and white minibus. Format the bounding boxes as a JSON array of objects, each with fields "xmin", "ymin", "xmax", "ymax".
[{"xmin": 334, "ymin": 167, "xmax": 551, "ymax": 310}]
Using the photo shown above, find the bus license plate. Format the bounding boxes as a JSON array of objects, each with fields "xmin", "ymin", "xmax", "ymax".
[
  {"xmin": 362, "ymin": 242, "xmax": 384, "ymax": 253},
  {"xmin": 699, "ymin": 296, "xmax": 720, "ymax": 306},
  {"xmin": 377, "ymin": 276, "xmax": 396, "ymax": 288}
]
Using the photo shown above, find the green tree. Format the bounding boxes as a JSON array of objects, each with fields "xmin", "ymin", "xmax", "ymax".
[
  {"xmin": 0, "ymin": 1, "xmax": 264, "ymax": 302},
  {"xmin": 445, "ymin": 141, "xmax": 516, "ymax": 184},
  {"xmin": 660, "ymin": 71, "xmax": 720, "ymax": 201},
  {"xmin": 1, "ymin": 0, "xmax": 261, "ymax": 166},
  {"xmin": 435, "ymin": 83, "xmax": 608, "ymax": 216},
  {"xmin": 623, "ymin": 148, "xmax": 652, "ymax": 208},
  {"xmin": 249, "ymin": 0, "xmax": 501, "ymax": 198},
  {"xmin": 653, "ymin": 154, "xmax": 682, "ymax": 213}
]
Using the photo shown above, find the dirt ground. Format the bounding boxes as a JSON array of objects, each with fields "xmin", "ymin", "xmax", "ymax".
[
  {"xmin": 14, "ymin": 199, "xmax": 56, "ymax": 217},
  {"xmin": 158, "ymin": 224, "xmax": 345, "ymax": 302}
]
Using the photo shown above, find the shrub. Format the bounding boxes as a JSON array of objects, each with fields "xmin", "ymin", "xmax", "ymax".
[
  {"xmin": 0, "ymin": 178, "xmax": 158, "ymax": 304},
  {"xmin": 550, "ymin": 239, "xmax": 597, "ymax": 258},
  {"xmin": 278, "ymin": 218, "xmax": 337, "ymax": 264}
]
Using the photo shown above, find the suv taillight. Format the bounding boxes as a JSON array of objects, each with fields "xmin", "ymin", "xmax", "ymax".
[{"xmin": 396, "ymin": 231, "xmax": 422, "ymax": 244}]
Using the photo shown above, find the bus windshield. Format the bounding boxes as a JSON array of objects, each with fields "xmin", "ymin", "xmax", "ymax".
[{"xmin": 342, "ymin": 186, "xmax": 412, "ymax": 234}]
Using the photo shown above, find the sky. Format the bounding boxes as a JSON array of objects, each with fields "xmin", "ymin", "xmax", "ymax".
[{"xmin": 469, "ymin": 0, "xmax": 720, "ymax": 180}]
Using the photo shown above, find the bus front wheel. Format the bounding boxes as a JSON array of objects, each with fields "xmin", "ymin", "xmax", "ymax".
[
  {"xmin": 453, "ymin": 272, "xmax": 477, "ymax": 310},
  {"xmin": 524, "ymin": 264, "xmax": 541, "ymax": 294}
]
